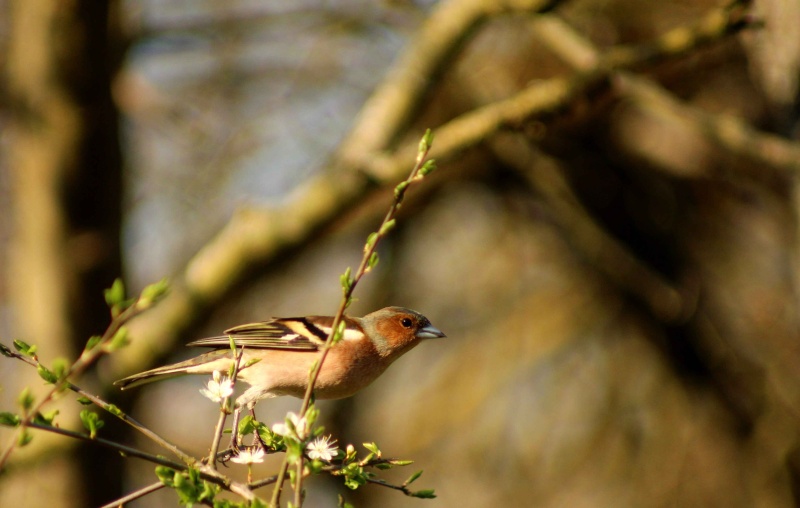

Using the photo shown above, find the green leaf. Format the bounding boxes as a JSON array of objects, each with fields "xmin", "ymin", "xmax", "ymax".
[
  {"xmin": 33, "ymin": 409, "xmax": 59, "ymax": 426},
  {"xmin": 155, "ymin": 466, "xmax": 176, "ymax": 486},
  {"xmin": 238, "ymin": 414, "xmax": 255, "ymax": 436},
  {"xmin": 250, "ymin": 419, "xmax": 283, "ymax": 451},
  {"xmin": 37, "ymin": 364, "xmax": 57, "ymax": 384},
  {"xmin": 0, "ymin": 412, "xmax": 20, "ymax": 426},
  {"xmin": 338, "ymin": 462, "xmax": 372, "ymax": 490},
  {"xmin": 362, "ymin": 442, "xmax": 381, "ymax": 456},
  {"xmin": 76, "ymin": 396, "xmax": 92, "ymax": 405},
  {"xmin": 52, "ymin": 358, "xmax": 69, "ymax": 380},
  {"xmin": 410, "ymin": 489, "xmax": 436, "ymax": 499},
  {"xmin": 404, "ymin": 470, "xmax": 424, "ymax": 486},
  {"xmin": 18, "ymin": 387, "xmax": 34, "ymax": 411},
  {"xmin": 13, "ymin": 339, "xmax": 37, "ymax": 358},
  {"xmin": 80, "ymin": 409, "xmax": 104, "ymax": 439}
]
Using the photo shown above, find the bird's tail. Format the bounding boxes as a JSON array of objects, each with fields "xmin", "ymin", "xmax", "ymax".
[{"xmin": 114, "ymin": 350, "xmax": 232, "ymax": 390}]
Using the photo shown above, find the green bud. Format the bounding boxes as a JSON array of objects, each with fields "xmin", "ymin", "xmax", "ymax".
[
  {"xmin": 306, "ymin": 405, "xmax": 319, "ymax": 426},
  {"xmin": 332, "ymin": 320, "xmax": 346, "ymax": 344},
  {"xmin": 84, "ymin": 335, "xmax": 102, "ymax": 353},
  {"xmin": 0, "ymin": 343, "xmax": 13, "ymax": 357},
  {"xmin": 105, "ymin": 327, "xmax": 130, "ymax": 352},
  {"xmin": 364, "ymin": 232, "xmax": 378, "ymax": 253},
  {"xmin": 138, "ymin": 278, "xmax": 169, "ymax": 309},
  {"xmin": 244, "ymin": 358, "xmax": 261, "ymax": 368},
  {"xmin": 378, "ymin": 219, "xmax": 396, "ymax": 236},
  {"xmin": 418, "ymin": 129, "xmax": 434, "ymax": 155},
  {"xmin": 104, "ymin": 404, "xmax": 124, "ymax": 417},
  {"xmin": 340, "ymin": 267, "xmax": 353, "ymax": 294},
  {"xmin": 418, "ymin": 158, "xmax": 437, "ymax": 177},
  {"xmin": 76, "ymin": 396, "xmax": 92, "ymax": 405},
  {"xmin": 411, "ymin": 489, "xmax": 436, "ymax": 499},
  {"xmin": 394, "ymin": 180, "xmax": 410, "ymax": 200},
  {"xmin": 18, "ymin": 387, "xmax": 34, "ymax": 411},
  {"xmin": 367, "ymin": 252, "xmax": 379, "ymax": 271},
  {"xmin": 18, "ymin": 429, "xmax": 32, "ymax": 447},
  {"xmin": 104, "ymin": 278, "xmax": 126, "ymax": 308}
]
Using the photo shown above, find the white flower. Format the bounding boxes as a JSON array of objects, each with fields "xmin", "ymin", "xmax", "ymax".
[
  {"xmin": 271, "ymin": 412, "xmax": 309, "ymax": 440},
  {"xmin": 229, "ymin": 447, "xmax": 266, "ymax": 465},
  {"xmin": 306, "ymin": 436, "xmax": 338, "ymax": 461},
  {"xmin": 199, "ymin": 371, "xmax": 234, "ymax": 403}
]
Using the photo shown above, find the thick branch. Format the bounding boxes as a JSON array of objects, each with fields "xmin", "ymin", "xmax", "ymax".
[{"xmin": 109, "ymin": 0, "xmax": 761, "ymax": 383}]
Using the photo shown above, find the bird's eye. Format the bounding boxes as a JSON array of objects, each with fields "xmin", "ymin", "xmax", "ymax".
[{"xmin": 400, "ymin": 318, "xmax": 413, "ymax": 328}]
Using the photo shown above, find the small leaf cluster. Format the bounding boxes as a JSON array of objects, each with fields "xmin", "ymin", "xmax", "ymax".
[
  {"xmin": 331, "ymin": 442, "xmax": 435, "ymax": 498},
  {"xmin": 79, "ymin": 410, "xmax": 104, "ymax": 439},
  {"xmin": 155, "ymin": 466, "xmax": 220, "ymax": 507},
  {"xmin": 0, "ymin": 278, "xmax": 170, "ymax": 457}
]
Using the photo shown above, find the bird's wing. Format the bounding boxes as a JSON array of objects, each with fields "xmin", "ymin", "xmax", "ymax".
[{"xmin": 186, "ymin": 316, "xmax": 347, "ymax": 351}]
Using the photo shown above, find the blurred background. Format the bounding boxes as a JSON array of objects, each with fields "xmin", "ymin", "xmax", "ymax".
[{"xmin": 2, "ymin": 0, "xmax": 800, "ymax": 506}]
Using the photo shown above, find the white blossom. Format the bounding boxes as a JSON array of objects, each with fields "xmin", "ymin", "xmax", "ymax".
[
  {"xmin": 306, "ymin": 436, "xmax": 338, "ymax": 461},
  {"xmin": 229, "ymin": 447, "xmax": 266, "ymax": 465},
  {"xmin": 199, "ymin": 371, "xmax": 234, "ymax": 403},
  {"xmin": 271, "ymin": 412, "xmax": 309, "ymax": 440}
]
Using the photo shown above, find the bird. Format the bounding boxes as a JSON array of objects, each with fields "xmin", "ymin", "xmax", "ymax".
[{"xmin": 115, "ymin": 306, "xmax": 445, "ymax": 450}]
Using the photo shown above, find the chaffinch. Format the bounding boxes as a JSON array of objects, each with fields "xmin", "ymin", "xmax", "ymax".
[{"xmin": 115, "ymin": 306, "xmax": 445, "ymax": 447}]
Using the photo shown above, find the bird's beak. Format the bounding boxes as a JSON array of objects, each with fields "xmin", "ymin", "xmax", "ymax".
[{"xmin": 417, "ymin": 324, "xmax": 446, "ymax": 339}]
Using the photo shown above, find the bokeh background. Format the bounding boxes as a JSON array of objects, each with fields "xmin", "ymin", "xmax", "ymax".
[{"xmin": 2, "ymin": 0, "xmax": 800, "ymax": 506}]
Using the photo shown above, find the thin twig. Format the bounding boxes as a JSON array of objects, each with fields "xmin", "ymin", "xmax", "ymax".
[
  {"xmin": 1, "ymin": 343, "xmax": 195, "ymax": 464},
  {"xmin": 20, "ymin": 421, "xmax": 187, "ymax": 471},
  {"xmin": 294, "ymin": 458, "xmax": 304, "ymax": 507},
  {"xmin": 270, "ymin": 133, "xmax": 435, "ymax": 507},
  {"xmin": 99, "ymin": 482, "xmax": 165, "ymax": 508},
  {"xmin": 102, "ymin": 448, "xmax": 241, "ymax": 508},
  {"xmin": 0, "ymin": 299, "xmax": 147, "ymax": 470},
  {"xmin": 208, "ymin": 347, "xmax": 244, "ymax": 467},
  {"xmin": 1, "ymin": 340, "xmax": 259, "ymax": 502}
]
